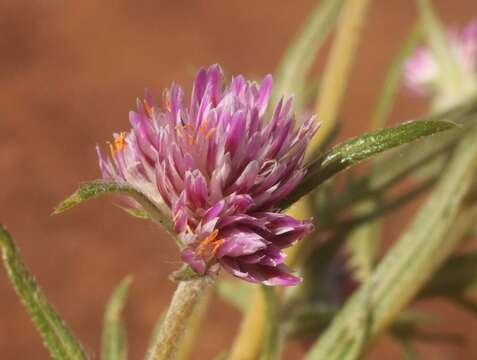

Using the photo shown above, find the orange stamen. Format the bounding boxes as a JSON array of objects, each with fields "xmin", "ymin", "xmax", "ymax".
[
  {"xmin": 165, "ymin": 92, "xmax": 171, "ymax": 112},
  {"xmin": 173, "ymin": 210, "xmax": 182, "ymax": 222},
  {"xmin": 143, "ymin": 99, "xmax": 153, "ymax": 118},
  {"xmin": 196, "ymin": 229, "xmax": 219, "ymax": 256},
  {"xmin": 114, "ymin": 132, "xmax": 126, "ymax": 151},
  {"xmin": 211, "ymin": 239, "xmax": 225, "ymax": 256},
  {"xmin": 108, "ymin": 142, "xmax": 116, "ymax": 157}
]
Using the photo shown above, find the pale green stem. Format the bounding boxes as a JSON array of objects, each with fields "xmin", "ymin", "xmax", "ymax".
[
  {"xmin": 306, "ymin": 0, "xmax": 373, "ymax": 154},
  {"xmin": 227, "ymin": 289, "xmax": 266, "ymax": 360},
  {"xmin": 177, "ymin": 284, "xmax": 215, "ymax": 360},
  {"xmin": 260, "ymin": 286, "xmax": 281, "ymax": 360},
  {"xmin": 147, "ymin": 276, "xmax": 215, "ymax": 360}
]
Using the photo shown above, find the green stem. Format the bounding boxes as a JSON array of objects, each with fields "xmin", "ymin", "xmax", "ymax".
[
  {"xmin": 147, "ymin": 276, "xmax": 215, "ymax": 360},
  {"xmin": 260, "ymin": 286, "xmax": 281, "ymax": 360}
]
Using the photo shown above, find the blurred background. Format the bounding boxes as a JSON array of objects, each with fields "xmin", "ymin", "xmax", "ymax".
[{"xmin": 1, "ymin": 0, "xmax": 476, "ymax": 359}]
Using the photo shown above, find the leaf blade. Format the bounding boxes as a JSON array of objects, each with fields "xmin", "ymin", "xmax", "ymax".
[
  {"xmin": 54, "ymin": 180, "xmax": 180, "ymax": 246},
  {"xmin": 0, "ymin": 225, "xmax": 88, "ymax": 360},
  {"xmin": 304, "ymin": 118, "xmax": 477, "ymax": 360},
  {"xmin": 281, "ymin": 118, "xmax": 455, "ymax": 209},
  {"xmin": 101, "ymin": 276, "xmax": 132, "ymax": 360}
]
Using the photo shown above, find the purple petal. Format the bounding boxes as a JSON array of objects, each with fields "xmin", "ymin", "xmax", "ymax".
[
  {"xmin": 215, "ymin": 227, "xmax": 267, "ymax": 258},
  {"xmin": 181, "ymin": 248, "xmax": 206, "ymax": 274}
]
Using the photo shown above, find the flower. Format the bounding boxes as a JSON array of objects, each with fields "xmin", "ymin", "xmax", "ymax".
[
  {"xmin": 403, "ymin": 21, "xmax": 477, "ymax": 104},
  {"xmin": 97, "ymin": 64, "xmax": 318, "ymax": 285}
]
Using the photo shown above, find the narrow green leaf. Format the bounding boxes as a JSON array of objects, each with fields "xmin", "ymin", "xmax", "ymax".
[
  {"xmin": 281, "ymin": 118, "xmax": 455, "ymax": 209},
  {"xmin": 285, "ymin": 305, "xmax": 435, "ymax": 338},
  {"xmin": 304, "ymin": 122, "xmax": 477, "ymax": 360},
  {"xmin": 319, "ymin": 99, "xmax": 477, "ymax": 218},
  {"xmin": 217, "ymin": 279, "xmax": 253, "ymax": 312},
  {"xmin": 371, "ymin": 23, "xmax": 422, "ymax": 130},
  {"xmin": 0, "ymin": 225, "xmax": 88, "ymax": 360},
  {"xmin": 101, "ymin": 276, "xmax": 132, "ymax": 360},
  {"xmin": 417, "ymin": 0, "xmax": 463, "ymax": 96},
  {"xmin": 272, "ymin": 0, "xmax": 344, "ymax": 109},
  {"xmin": 54, "ymin": 180, "xmax": 180, "ymax": 247}
]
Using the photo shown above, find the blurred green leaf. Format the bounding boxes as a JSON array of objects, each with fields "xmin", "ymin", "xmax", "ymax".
[
  {"xmin": 101, "ymin": 276, "xmax": 132, "ymax": 360},
  {"xmin": 346, "ymin": 201, "xmax": 381, "ymax": 281},
  {"xmin": 421, "ymin": 202, "xmax": 477, "ymax": 298},
  {"xmin": 285, "ymin": 305, "xmax": 435, "ymax": 339},
  {"xmin": 371, "ymin": 23, "xmax": 422, "ymax": 130},
  {"xmin": 217, "ymin": 279, "xmax": 253, "ymax": 312},
  {"xmin": 272, "ymin": 0, "xmax": 344, "ymax": 109},
  {"xmin": 451, "ymin": 297, "xmax": 477, "ymax": 318},
  {"xmin": 417, "ymin": 0, "xmax": 463, "ymax": 96},
  {"xmin": 345, "ymin": 23, "xmax": 422, "ymax": 284},
  {"xmin": 304, "ymin": 121, "xmax": 477, "ymax": 360},
  {"xmin": 0, "ymin": 225, "xmax": 88, "ymax": 360},
  {"xmin": 54, "ymin": 180, "xmax": 180, "ymax": 247},
  {"xmin": 392, "ymin": 335, "xmax": 420, "ymax": 360},
  {"xmin": 281, "ymin": 118, "xmax": 455, "ymax": 209},
  {"xmin": 314, "ymin": 99, "xmax": 477, "ymax": 219}
]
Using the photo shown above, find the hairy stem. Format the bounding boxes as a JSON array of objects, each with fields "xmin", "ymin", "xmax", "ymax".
[{"xmin": 147, "ymin": 276, "xmax": 215, "ymax": 360}]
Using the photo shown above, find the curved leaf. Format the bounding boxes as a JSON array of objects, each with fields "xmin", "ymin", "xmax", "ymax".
[
  {"xmin": 101, "ymin": 276, "xmax": 132, "ymax": 360},
  {"xmin": 54, "ymin": 180, "xmax": 180, "ymax": 247},
  {"xmin": 280, "ymin": 118, "xmax": 455, "ymax": 209},
  {"xmin": 0, "ymin": 225, "xmax": 88, "ymax": 360},
  {"xmin": 303, "ymin": 120, "xmax": 477, "ymax": 360}
]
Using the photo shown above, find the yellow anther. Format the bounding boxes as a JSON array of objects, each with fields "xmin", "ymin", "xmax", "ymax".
[
  {"xmin": 186, "ymin": 225, "xmax": 194, "ymax": 235},
  {"xmin": 143, "ymin": 99, "xmax": 153, "ymax": 118}
]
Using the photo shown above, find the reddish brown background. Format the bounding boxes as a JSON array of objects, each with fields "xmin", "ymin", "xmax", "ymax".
[{"xmin": 1, "ymin": 1, "xmax": 476, "ymax": 359}]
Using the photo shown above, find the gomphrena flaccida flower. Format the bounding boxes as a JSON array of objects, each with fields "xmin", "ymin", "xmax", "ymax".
[
  {"xmin": 97, "ymin": 65, "xmax": 318, "ymax": 285},
  {"xmin": 403, "ymin": 21, "xmax": 477, "ymax": 107}
]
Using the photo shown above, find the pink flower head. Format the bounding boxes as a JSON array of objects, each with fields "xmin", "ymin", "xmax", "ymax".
[
  {"xmin": 403, "ymin": 21, "xmax": 477, "ymax": 97},
  {"xmin": 97, "ymin": 65, "xmax": 318, "ymax": 286}
]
